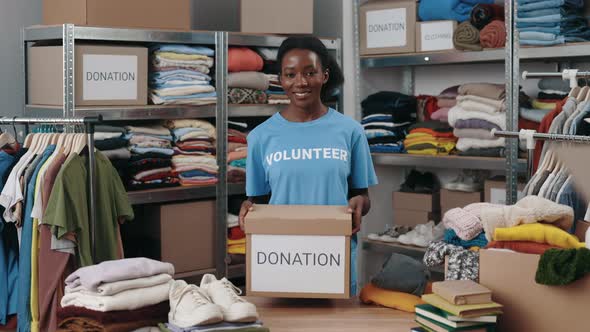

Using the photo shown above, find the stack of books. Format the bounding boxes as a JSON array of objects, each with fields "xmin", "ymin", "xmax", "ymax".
[{"xmin": 411, "ymin": 280, "xmax": 502, "ymax": 332}]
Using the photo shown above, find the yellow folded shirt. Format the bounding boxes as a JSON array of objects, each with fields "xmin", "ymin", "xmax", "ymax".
[
  {"xmin": 227, "ymin": 238, "xmax": 246, "ymax": 246},
  {"xmin": 494, "ymin": 223, "xmax": 585, "ymax": 249},
  {"xmin": 532, "ymin": 99, "xmax": 558, "ymax": 110},
  {"xmin": 359, "ymin": 283, "xmax": 425, "ymax": 313},
  {"xmin": 407, "ymin": 149, "xmax": 439, "ymax": 156},
  {"xmin": 155, "ymin": 52, "xmax": 212, "ymax": 61},
  {"xmin": 228, "ymin": 245, "xmax": 246, "ymax": 254}
]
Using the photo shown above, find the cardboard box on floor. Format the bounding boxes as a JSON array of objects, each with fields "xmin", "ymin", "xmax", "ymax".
[
  {"xmin": 479, "ymin": 249, "xmax": 590, "ymax": 332},
  {"xmin": 43, "ymin": 0, "xmax": 191, "ymax": 30},
  {"xmin": 416, "ymin": 20, "xmax": 457, "ymax": 52},
  {"xmin": 393, "ymin": 191, "xmax": 440, "ymax": 226},
  {"xmin": 245, "ymin": 205, "xmax": 351, "ymax": 299},
  {"xmin": 28, "ymin": 44, "xmax": 148, "ymax": 106},
  {"xmin": 240, "ymin": 0, "xmax": 314, "ymax": 34},
  {"xmin": 359, "ymin": 0, "xmax": 416, "ymax": 55},
  {"xmin": 440, "ymin": 189, "xmax": 483, "ymax": 215}
]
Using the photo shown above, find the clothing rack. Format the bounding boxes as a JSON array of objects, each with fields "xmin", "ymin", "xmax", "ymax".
[
  {"xmin": 0, "ymin": 116, "xmax": 102, "ymax": 261},
  {"xmin": 493, "ymin": 129, "xmax": 590, "ymax": 179},
  {"xmin": 522, "ymin": 69, "xmax": 590, "ymax": 88}
]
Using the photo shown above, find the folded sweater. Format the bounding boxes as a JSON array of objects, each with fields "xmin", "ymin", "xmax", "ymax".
[
  {"xmin": 494, "ymin": 223, "xmax": 585, "ymax": 249},
  {"xmin": 448, "ymin": 106, "xmax": 506, "ymax": 130}
]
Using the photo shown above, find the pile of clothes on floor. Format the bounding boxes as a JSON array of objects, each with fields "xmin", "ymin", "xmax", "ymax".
[
  {"xmin": 424, "ymin": 195, "xmax": 579, "ymax": 283},
  {"xmin": 227, "ymin": 120, "xmax": 248, "ymax": 184},
  {"xmin": 165, "ymin": 119, "xmax": 218, "ymax": 187},
  {"xmin": 517, "ymin": 0, "xmax": 590, "ymax": 46},
  {"xmin": 126, "ymin": 125, "xmax": 178, "ymax": 190},
  {"xmin": 361, "ymin": 91, "xmax": 416, "ymax": 153},
  {"xmin": 57, "ymin": 258, "xmax": 173, "ymax": 331},
  {"xmin": 150, "ymin": 44, "xmax": 216, "ymax": 105},
  {"xmin": 403, "ymin": 121, "xmax": 457, "ymax": 155},
  {"xmin": 448, "ymin": 83, "xmax": 507, "ymax": 157}
]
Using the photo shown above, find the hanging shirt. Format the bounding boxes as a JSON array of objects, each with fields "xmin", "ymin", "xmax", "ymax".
[
  {"xmin": 0, "ymin": 151, "xmax": 15, "ymax": 325},
  {"xmin": 246, "ymin": 108, "xmax": 378, "ymax": 205}
]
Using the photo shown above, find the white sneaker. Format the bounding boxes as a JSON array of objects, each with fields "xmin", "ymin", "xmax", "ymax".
[
  {"xmin": 200, "ymin": 274, "xmax": 259, "ymax": 323},
  {"xmin": 454, "ymin": 174, "xmax": 482, "ymax": 192},
  {"xmin": 168, "ymin": 280, "xmax": 224, "ymax": 328}
]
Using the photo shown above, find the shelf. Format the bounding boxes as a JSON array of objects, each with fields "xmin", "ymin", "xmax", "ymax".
[
  {"xmin": 127, "ymin": 185, "xmax": 217, "ymax": 205},
  {"xmin": 175, "ymin": 268, "xmax": 217, "ymax": 280},
  {"xmin": 227, "ymin": 263, "xmax": 246, "ymax": 279},
  {"xmin": 228, "ymin": 32, "xmax": 339, "ymax": 50},
  {"xmin": 229, "ymin": 104, "xmax": 286, "ymax": 117},
  {"xmin": 371, "ymin": 153, "xmax": 527, "ymax": 172},
  {"xmin": 26, "ymin": 104, "xmax": 216, "ymax": 121},
  {"xmin": 362, "ymin": 238, "xmax": 444, "ymax": 275},
  {"xmin": 25, "ymin": 25, "xmax": 216, "ymax": 44},
  {"xmin": 361, "ymin": 42, "xmax": 590, "ymax": 67}
]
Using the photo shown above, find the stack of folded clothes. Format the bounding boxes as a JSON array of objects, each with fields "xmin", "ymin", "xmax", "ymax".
[
  {"xmin": 419, "ymin": 0, "xmax": 494, "ymax": 23},
  {"xmin": 228, "ymin": 47, "xmax": 268, "ymax": 105},
  {"xmin": 470, "ymin": 4, "xmax": 506, "ymax": 49},
  {"xmin": 165, "ymin": 119, "xmax": 218, "ymax": 187},
  {"xmin": 517, "ymin": 0, "xmax": 590, "ymax": 46},
  {"xmin": 431, "ymin": 86, "xmax": 459, "ymax": 123},
  {"xmin": 227, "ymin": 120, "xmax": 248, "ymax": 184},
  {"xmin": 361, "ymin": 91, "xmax": 416, "ymax": 153},
  {"xmin": 94, "ymin": 125, "xmax": 129, "ymax": 178},
  {"xmin": 403, "ymin": 121, "xmax": 457, "ymax": 156},
  {"xmin": 448, "ymin": 83, "xmax": 506, "ymax": 157},
  {"xmin": 149, "ymin": 44, "xmax": 216, "ymax": 105},
  {"xmin": 226, "ymin": 213, "xmax": 245, "ymax": 257},
  {"xmin": 126, "ymin": 125, "xmax": 178, "ymax": 190},
  {"xmin": 58, "ymin": 258, "xmax": 173, "ymax": 332},
  {"xmin": 519, "ymin": 79, "xmax": 566, "ymax": 132},
  {"xmin": 255, "ymin": 47, "xmax": 291, "ymax": 105}
]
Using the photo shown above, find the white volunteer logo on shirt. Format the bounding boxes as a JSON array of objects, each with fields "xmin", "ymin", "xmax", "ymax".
[{"xmin": 265, "ymin": 148, "xmax": 348, "ymax": 166}]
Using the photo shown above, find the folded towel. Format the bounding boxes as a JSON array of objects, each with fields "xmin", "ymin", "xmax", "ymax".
[
  {"xmin": 535, "ymin": 248, "xmax": 590, "ymax": 285},
  {"xmin": 480, "ymin": 20, "xmax": 506, "ymax": 48},
  {"xmin": 456, "ymin": 95, "xmax": 505, "ymax": 114},
  {"xmin": 458, "ymin": 83, "xmax": 505, "ymax": 100},
  {"xmin": 227, "ymin": 72, "xmax": 269, "ymax": 91},
  {"xmin": 228, "ymin": 88, "xmax": 268, "ymax": 104},
  {"xmin": 65, "ymin": 274, "xmax": 172, "ymax": 296},
  {"xmin": 65, "ymin": 258, "xmax": 175, "ymax": 292},
  {"xmin": 456, "ymin": 137, "xmax": 505, "ymax": 151},
  {"xmin": 453, "ymin": 21, "xmax": 482, "ymax": 51},
  {"xmin": 471, "ymin": 4, "xmax": 504, "ymax": 30},
  {"xmin": 228, "ymin": 47, "xmax": 264, "ymax": 72},
  {"xmin": 61, "ymin": 282, "xmax": 171, "ymax": 312}
]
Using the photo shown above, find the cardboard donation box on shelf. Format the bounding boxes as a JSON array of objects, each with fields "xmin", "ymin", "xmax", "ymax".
[
  {"xmin": 484, "ymin": 177, "xmax": 525, "ymax": 204},
  {"xmin": 240, "ymin": 0, "xmax": 314, "ymax": 34},
  {"xmin": 28, "ymin": 44, "xmax": 148, "ymax": 106},
  {"xmin": 360, "ymin": 0, "xmax": 416, "ymax": 55},
  {"xmin": 392, "ymin": 191, "xmax": 440, "ymax": 226},
  {"xmin": 245, "ymin": 205, "xmax": 351, "ymax": 299},
  {"xmin": 43, "ymin": 0, "xmax": 191, "ymax": 30},
  {"xmin": 416, "ymin": 20, "xmax": 457, "ymax": 52}
]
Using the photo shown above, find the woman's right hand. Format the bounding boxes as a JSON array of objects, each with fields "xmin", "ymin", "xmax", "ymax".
[{"xmin": 239, "ymin": 200, "xmax": 254, "ymax": 231}]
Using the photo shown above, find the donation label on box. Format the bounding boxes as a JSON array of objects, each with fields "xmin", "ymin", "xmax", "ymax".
[
  {"xmin": 250, "ymin": 234, "xmax": 346, "ymax": 294},
  {"xmin": 366, "ymin": 8, "xmax": 407, "ymax": 48},
  {"xmin": 83, "ymin": 54, "xmax": 138, "ymax": 101},
  {"xmin": 419, "ymin": 21, "xmax": 456, "ymax": 52}
]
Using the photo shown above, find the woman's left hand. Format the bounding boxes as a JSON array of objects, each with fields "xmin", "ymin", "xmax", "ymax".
[{"xmin": 348, "ymin": 195, "xmax": 368, "ymax": 234}]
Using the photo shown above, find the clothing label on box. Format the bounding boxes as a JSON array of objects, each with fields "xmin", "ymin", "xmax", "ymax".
[
  {"xmin": 490, "ymin": 188, "xmax": 524, "ymax": 205},
  {"xmin": 366, "ymin": 8, "xmax": 407, "ymax": 48},
  {"xmin": 83, "ymin": 54, "xmax": 138, "ymax": 100},
  {"xmin": 250, "ymin": 234, "xmax": 346, "ymax": 294},
  {"xmin": 420, "ymin": 22, "xmax": 454, "ymax": 52}
]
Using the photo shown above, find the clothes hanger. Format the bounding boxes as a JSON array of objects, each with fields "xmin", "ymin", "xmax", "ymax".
[
  {"xmin": 569, "ymin": 86, "xmax": 581, "ymax": 99},
  {"xmin": 577, "ymin": 85, "xmax": 589, "ymax": 102}
]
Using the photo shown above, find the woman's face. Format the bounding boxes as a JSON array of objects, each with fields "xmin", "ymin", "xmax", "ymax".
[{"xmin": 280, "ymin": 49, "xmax": 329, "ymax": 109}]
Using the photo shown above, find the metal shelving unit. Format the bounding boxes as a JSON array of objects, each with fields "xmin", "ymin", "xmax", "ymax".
[
  {"xmin": 372, "ymin": 153, "xmax": 527, "ymax": 172},
  {"xmin": 361, "ymin": 42, "xmax": 590, "ymax": 68},
  {"xmin": 22, "ymin": 24, "xmax": 340, "ymax": 280}
]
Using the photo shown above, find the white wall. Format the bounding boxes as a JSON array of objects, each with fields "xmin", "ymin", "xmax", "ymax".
[{"xmin": 0, "ymin": 0, "xmax": 42, "ymax": 117}]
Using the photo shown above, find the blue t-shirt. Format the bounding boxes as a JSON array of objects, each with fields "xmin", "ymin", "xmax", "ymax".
[{"xmin": 246, "ymin": 108, "xmax": 378, "ymax": 205}]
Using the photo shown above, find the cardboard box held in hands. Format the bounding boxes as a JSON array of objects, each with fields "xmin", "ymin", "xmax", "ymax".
[{"xmin": 245, "ymin": 205, "xmax": 351, "ymax": 299}]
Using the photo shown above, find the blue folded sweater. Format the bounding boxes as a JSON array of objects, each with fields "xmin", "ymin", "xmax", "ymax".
[{"xmin": 419, "ymin": 0, "xmax": 494, "ymax": 22}]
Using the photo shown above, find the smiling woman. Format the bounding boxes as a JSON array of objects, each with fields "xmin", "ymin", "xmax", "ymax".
[{"xmin": 239, "ymin": 36, "xmax": 378, "ymax": 296}]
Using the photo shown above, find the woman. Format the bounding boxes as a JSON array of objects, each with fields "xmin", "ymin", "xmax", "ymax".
[{"xmin": 239, "ymin": 36, "xmax": 378, "ymax": 295}]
